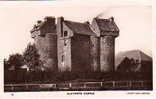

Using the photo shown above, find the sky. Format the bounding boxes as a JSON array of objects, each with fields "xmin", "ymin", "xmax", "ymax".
[{"xmin": 0, "ymin": 0, "xmax": 152, "ymax": 60}]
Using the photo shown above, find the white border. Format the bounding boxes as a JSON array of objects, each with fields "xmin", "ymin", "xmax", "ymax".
[{"xmin": 0, "ymin": 0, "xmax": 155, "ymax": 98}]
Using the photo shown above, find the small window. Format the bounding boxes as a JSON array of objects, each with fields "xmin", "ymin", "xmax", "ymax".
[
  {"xmin": 64, "ymin": 40, "xmax": 67, "ymax": 46},
  {"xmin": 61, "ymin": 55, "xmax": 64, "ymax": 62},
  {"xmin": 64, "ymin": 40, "xmax": 68, "ymax": 46},
  {"xmin": 64, "ymin": 31, "xmax": 68, "ymax": 37}
]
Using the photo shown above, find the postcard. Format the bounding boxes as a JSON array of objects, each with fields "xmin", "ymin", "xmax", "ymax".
[{"xmin": 0, "ymin": 0, "xmax": 155, "ymax": 98}]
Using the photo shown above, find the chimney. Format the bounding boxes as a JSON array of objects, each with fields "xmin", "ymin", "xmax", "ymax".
[
  {"xmin": 44, "ymin": 16, "xmax": 55, "ymax": 24},
  {"xmin": 84, "ymin": 21, "xmax": 90, "ymax": 25},
  {"xmin": 33, "ymin": 24, "xmax": 37, "ymax": 29},
  {"xmin": 37, "ymin": 20, "xmax": 42, "ymax": 26},
  {"xmin": 57, "ymin": 17, "xmax": 64, "ymax": 36},
  {"xmin": 37, "ymin": 20, "xmax": 42, "ymax": 24},
  {"xmin": 109, "ymin": 17, "xmax": 114, "ymax": 22}
]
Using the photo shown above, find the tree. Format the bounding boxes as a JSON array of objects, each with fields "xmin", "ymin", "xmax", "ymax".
[
  {"xmin": 23, "ymin": 43, "xmax": 42, "ymax": 71},
  {"xmin": 5, "ymin": 53, "xmax": 24, "ymax": 70}
]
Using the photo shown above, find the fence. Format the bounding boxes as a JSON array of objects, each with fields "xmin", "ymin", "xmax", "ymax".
[{"xmin": 4, "ymin": 80, "xmax": 152, "ymax": 91}]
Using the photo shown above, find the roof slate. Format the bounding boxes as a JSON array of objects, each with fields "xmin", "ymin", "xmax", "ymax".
[
  {"xmin": 95, "ymin": 18, "xmax": 119, "ymax": 33},
  {"xmin": 64, "ymin": 20, "xmax": 96, "ymax": 36}
]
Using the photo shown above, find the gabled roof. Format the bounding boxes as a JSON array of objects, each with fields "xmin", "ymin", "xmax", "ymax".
[
  {"xmin": 94, "ymin": 17, "xmax": 119, "ymax": 33},
  {"xmin": 115, "ymin": 50, "xmax": 152, "ymax": 68},
  {"xmin": 64, "ymin": 20, "xmax": 96, "ymax": 36}
]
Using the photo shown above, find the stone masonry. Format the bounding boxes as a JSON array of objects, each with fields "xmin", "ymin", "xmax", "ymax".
[
  {"xmin": 30, "ymin": 17, "xmax": 58, "ymax": 71},
  {"xmin": 31, "ymin": 16, "xmax": 119, "ymax": 72}
]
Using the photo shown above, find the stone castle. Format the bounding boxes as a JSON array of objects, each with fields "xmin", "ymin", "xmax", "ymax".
[{"xmin": 30, "ymin": 16, "xmax": 119, "ymax": 72}]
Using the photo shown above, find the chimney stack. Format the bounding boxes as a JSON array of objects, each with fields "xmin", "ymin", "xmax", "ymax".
[
  {"xmin": 57, "ymin": 17, "xmax": 64, "ymax": 37},
  {"xmin": 84, "ymin": 21, "xmax": 90, "ymax": 25},
  {"xmin": 44, "ymin": 16, "xmax": 55, "ymax": 24},
  {"xmin": 37, "ymin": 20, "xmax": 42, "ymax": 24},
  {"xmin": 109, "ymin": 17, "xmax": 114, "ymax": 22}
]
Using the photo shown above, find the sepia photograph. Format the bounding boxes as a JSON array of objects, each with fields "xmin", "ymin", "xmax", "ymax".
[{"xmin": 0, "ymin": 1, "xmax": 153, "ymax": 93}]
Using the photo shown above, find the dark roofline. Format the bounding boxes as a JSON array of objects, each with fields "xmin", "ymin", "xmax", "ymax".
[
  {"xmin": 64, "ymin": 20, "xmax": 97, "ymax": 36},
  {"xmin": 94, "ymin": 17, "xmax": 120, "ymax": 33},
  {"xmin": 30, "ymin": 16, "xmax": 55, "ymax": 33}
]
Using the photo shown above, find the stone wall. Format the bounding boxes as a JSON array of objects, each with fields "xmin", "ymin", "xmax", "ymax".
[
  {"xmin": 31, "ymin": 17, "xmax": 58, "ymax": 71},
  {"xmin": 100, "ymin": 36, "xmax": 115, "ymax": 72},
  {"xmin": 57, "ymin": 37, "xmax": 72, "ymax": 72},
  {"xmin": 90, "ymin": 36, "xmax": 100, "ymax": 72},
  {"xmin": 57, "ymin": 38, "xmax": 64, "ymax": 72},
  {"xmin": 45, "ymin": 33, "xmax": 58, "ymax": 71},
  {"xmin": 34, "ymin": 33, "xmax": 57, "ymax": 71},
  {"xmin": 71, "ymin": 34, "xmax": 91, "ymax": 72},
  {"xmin": 57, "ymin": 18, "xmax": 73, "ymax": 72}
]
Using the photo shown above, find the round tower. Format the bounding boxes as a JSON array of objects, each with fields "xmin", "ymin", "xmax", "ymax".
[
  {"xmin": 44, "ymin": 33, "xmax": 57, "ymax": 71},
  {"xmin": 30, "ymin": 16, "xmax": 58, "ymax": 72}
]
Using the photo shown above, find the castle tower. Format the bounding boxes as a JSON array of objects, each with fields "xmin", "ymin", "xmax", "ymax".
[
  {"xmin": 90, "ymin": 17, "xmax": 119, "ymax": 72},
  {"xmin": 57, "ymin": 17, "xmax": 96, "ymax": 72},
  {"xmin": 30, "ymin": 16, "xmax": 58, "ymax": 71}
]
